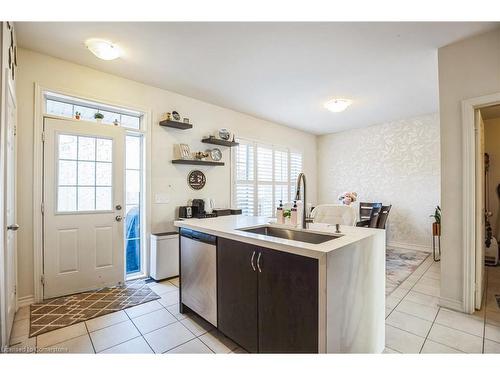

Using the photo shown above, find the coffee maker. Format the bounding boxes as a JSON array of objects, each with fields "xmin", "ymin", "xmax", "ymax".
[{"xmin": 191, "ymin": 199, "xmax": 205, "ymax": 217}]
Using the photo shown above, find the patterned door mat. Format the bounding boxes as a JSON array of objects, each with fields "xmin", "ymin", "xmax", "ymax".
[
  {"xmin": 386, "ymin": 248, "xmax": 430, "ymax": 295},
  {"xmin": 29, "ymin": 279, "xmax": 160, "ymax": 337}
]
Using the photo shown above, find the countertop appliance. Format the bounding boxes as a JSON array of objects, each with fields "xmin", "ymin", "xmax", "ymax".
[
  {"xmin": 191, "ymin": 199, "xmax": 205, "ymax": 216},
  {"xmin": 179, "ymin": 228, "xmax": 217, "ymax": 326},
  {"xmin": 150, "ymin": 232, "xmax": 179, "ymax": 281}
]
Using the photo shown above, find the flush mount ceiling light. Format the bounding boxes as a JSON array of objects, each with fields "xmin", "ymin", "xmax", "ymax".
[
  {"xmin": 85, "ymin": 38, "xmax": 122, "ymax": 60},
  {"xmin": 324, "ymin": 98, "xmax": 352, "ymax": 113}
]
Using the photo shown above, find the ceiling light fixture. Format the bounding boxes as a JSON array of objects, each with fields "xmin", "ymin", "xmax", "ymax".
[
  {"xmin": 324, "ymin": 98, "xmax": 352, "ymax": 113},
  {"xmin": 85, "ymin": 38, "xmax": 122, "ymax": 61}
]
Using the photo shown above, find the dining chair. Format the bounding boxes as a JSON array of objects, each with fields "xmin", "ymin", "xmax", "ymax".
[{"xmin": 356, "ymin": 202, "xmax": 383, "ymax": 228}]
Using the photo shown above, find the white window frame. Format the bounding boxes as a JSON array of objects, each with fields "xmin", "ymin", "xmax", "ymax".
[
  {"xmin": 33, "ymin": 84, "xmax": 152, "ymax": 302},
  {"xmin": 232, "ymin": 138, "xmax": 303, "ymax": 217}
]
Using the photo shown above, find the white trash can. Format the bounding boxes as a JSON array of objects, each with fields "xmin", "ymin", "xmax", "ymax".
[{"xmin": 150, "ymin": 232, "xmax": 179, "ymax": 281}]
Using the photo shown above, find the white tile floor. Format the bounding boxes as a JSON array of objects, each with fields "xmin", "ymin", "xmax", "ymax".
[
  {"xmin": 7, "ymin": 277, "xmax": 244, "ymax": 354},
  {"xmin": 7, "ymin": 255, "xmax": 500, "ymax": 354},
  {"xmin": 384, "ymin": 256, "xmax": 500, "ymax": 353}
]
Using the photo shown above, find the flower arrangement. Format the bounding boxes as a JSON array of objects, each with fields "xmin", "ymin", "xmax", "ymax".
[{"xmin": 338, "ymin": 191, "xmax": 358, "ymax": 205}]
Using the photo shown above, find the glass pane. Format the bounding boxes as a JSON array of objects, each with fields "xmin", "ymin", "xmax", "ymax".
[
  {"xmin": 47, "ymin": 99, "xmax": 73, "ymax": 118},
  {"xmin": 74, "ymin": 105, "xmax": 96, "ymax": 121},
  {"xmin": 58, "ymin": 134, "xmax": 77, "ymax": 159},
  {"xmin": 78, "ymin": 161, "xmax": 95, "ymax": 186},
  {"xmin": 58, "ymin": 160, "xmax": 77, "ymax": 185},
  {"xmin": 125, "ymin": 238, "xmax": 141, "ymax": 274},
  {"xmin": 236, "ymin": 143, "xmax": 254, "ymax": 181},
  {"xmin": 126, "ymin": 170, "xmax": 140, "ymax": 205},
  {"xmin": 98, "ymin": 110, "xmax": 120, "ymax": 125},
  {"xmin": 126, "ymin": 136, "xmax": 141, "ymax": 170},
  {"xmin": 258, "ymin": 185, "xmax": 273, "ymax": 217},
  {"xmin": 58, "ymin": 186, "xmax": 76, "ymax": 212},
  {"xmin": 96, "ymin": 138, "xmax": 113, "ymax": 162},
  {"xmin": 78, "ymin": 136, "xmax": 96, "ymax": 161},
  {"xmin": 78, "ymin": 186, "xmax": 95, "ymax": 211},
  {"xmin": 96, "ymin": 162, "xmax": 112, "ymax": 186},
  {"xmin": 275, "ymin": 185, "xmax": 288, "ymax": 208},
  {"xmin": 274, "ymin": 150, "xmax": 288, "ymax": 182},
  {"xmin": 96, "ymin": 187, "xmax": 112, "ymax": 210},
  {"xmin": 257, "ymin": 147, "xmax": 273, "ymax": 181},
  {"xmin": 121, "ymin": 115, "xmax": 140, "ymax": 129}
]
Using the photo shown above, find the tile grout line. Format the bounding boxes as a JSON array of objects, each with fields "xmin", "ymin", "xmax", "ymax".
[
  {"xmin": 84, "ymin": 321, "xmax": 97, "ymax": 354},
  {"xmin": 386, "ymin": 259, "xmax": 436, "ymax": 319}
]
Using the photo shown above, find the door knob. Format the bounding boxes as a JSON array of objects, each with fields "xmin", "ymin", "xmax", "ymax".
[
  {"xmin": 115, "ymin": 215, "xmax": 123, "ymax": 222},
  {"xmin": 7, "ymin": 224, "xmax": 19, "ymax": 231},
  {"xmin": 116, "ymin": 204, "xmax": 122, "ymax": 210}
]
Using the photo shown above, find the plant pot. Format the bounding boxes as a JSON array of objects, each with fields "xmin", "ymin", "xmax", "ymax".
[
  {"xmin": 96, "ymin": 119, "xmax": 102, "ymax": 123},
  {"xmin": 432, "ymin": 222, "xmax": 441, "ymax": 236}
]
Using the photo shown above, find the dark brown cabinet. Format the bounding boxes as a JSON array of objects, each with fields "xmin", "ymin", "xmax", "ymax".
[{"xmin": 217, "ymin": 238, "xmax": 318, "ymax": 353}]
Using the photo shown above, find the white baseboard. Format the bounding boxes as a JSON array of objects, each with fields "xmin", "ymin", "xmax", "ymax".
[
  {"xmin": 439, "ymin": 296, "xmax": 464, "ymax": 313},
  {"xmin": 17, "ymin": 295, "xmax": 35, "ymax": 308},
  {"xmin": 387, "ymin": 241, "xmax": 432, "ymax": 253}
]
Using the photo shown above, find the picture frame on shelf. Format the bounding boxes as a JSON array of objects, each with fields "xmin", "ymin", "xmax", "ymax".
[{"xmin": 178, "ymin": 144, "xmax": 192, "ymax": 159}]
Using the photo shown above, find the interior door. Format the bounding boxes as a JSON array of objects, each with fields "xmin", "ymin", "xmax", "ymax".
[
  {"xmin": 4, "ymin": 76, "xmax": 17, "ymax": 341},
  {"xmin": 43, "ymin": 117, "xmax": 125, "ymax": 299},
  {"xmin": 475, "ymin": 109, "xmax": 485, "ymax": 310}
]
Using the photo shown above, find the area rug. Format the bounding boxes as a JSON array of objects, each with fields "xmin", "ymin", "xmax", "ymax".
[
  {"xmin": 386, "ymin": 248, "xmax": 429, "ymax": 295},
  {"xmin": 29, "ymin": 279, "xmax": 160, "ymax": 337}
]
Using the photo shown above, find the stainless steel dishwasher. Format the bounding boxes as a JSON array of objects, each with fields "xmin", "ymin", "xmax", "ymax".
[{"xmin": 179, "ymin": 228, "xmax": 217, "ymax": 327}]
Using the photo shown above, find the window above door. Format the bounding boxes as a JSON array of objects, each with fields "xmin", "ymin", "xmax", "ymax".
[{"xmin": 44, "ymin": 91, "xmax": 143, "ymax": 130}]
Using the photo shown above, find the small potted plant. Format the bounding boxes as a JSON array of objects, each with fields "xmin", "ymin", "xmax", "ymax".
[
  {"xmin": 75, "ymin": 111, "xmax": 81, "ymax": 120},
  {"xmin": 430, "ymin": 206, "xmax": 441, "ymax": 236},
  {"xmin": 94, "ymin": 112, "xmax": 104, "ymax": 123}
]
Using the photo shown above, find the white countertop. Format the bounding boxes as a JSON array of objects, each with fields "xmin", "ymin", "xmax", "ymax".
[{"xmin": 174, "ymin": 215, "xmax": 382, "ymax": 259}]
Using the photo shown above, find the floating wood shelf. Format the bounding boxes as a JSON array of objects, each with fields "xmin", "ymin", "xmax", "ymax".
[
  {"xmin": 201, "ymin": 137, "xmax": 239, "ymax": 147},
  {"xmin": 159, "ymin": 120, "xmax": 193, "ymax": 129},
  {"xmin": 172, "ymin": 159, "xmax": 225, "ymax": 166}
]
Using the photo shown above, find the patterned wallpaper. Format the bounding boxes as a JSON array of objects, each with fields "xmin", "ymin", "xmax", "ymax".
[{"xmin": 317, "ymin": 113, "xmax": 440, "ymax": 250}]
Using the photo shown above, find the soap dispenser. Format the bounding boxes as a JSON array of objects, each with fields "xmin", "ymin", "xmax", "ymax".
[
  {"xmin": 276, "ymin": 200, "xmax": 284, "ymax": 224},
  {"xmin": 290, "ymin": 200, "xmax": 298, "ymax": 226}
]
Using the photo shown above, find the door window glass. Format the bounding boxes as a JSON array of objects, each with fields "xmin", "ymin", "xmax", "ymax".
[{"xmin": 57, "ymin": 133, "xmax": 113, "ymax": 212}]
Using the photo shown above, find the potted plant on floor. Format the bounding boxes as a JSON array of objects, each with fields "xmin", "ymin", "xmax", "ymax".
[
  {"xmin": 94, "ymin": 112, "xmax": 104, "ymax": 123},
  {"xmin": 430, "ymin": 206, "xmax": 441, "ymax": 236}
]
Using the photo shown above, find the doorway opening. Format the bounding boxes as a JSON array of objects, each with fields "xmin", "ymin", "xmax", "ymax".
[{"xmin": 42, "ymin": 91, "xmax": 147, "ymax": 298}]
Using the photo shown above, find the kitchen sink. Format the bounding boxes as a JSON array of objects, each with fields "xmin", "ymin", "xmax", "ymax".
[{"xmin": 238, "ymin": 226, "xmax": 339, "ymax": 244}]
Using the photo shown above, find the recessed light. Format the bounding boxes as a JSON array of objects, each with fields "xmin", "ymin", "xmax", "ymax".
[
  {"xmin": 324, "ymin": 98, "xmax": 352, "ymax": 113},
  {"xmin": 85, "ymin": 38, "xmax": 122, "ymax": 61}
]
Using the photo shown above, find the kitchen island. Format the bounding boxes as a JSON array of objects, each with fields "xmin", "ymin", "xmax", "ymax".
[{"xmin": 174, "ymin": 215, "xmax": 385, "ymax": 353}]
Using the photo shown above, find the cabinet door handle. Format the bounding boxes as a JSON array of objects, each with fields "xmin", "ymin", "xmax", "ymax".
[
  {"xmin": 250, "ymin": 251, "xmax": 256, "ymax": 271},
  {"xmin": 257, "ymin": 252, "xmax": 262, "ymax": 273}
]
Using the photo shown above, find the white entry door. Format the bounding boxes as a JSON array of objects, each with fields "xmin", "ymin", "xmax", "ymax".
[
  {"xmin": 4, "ymin": 78, "xmax": 18, "ymax": 341},
  {"xmin": 43, "ymin": 117, "xmax": 125, "ymax": 299}
]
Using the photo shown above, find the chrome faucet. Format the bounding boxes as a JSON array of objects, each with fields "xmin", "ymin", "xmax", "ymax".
[{"xmin": 295, "ymin": 173, "xmax": 310, "ymax": 229}]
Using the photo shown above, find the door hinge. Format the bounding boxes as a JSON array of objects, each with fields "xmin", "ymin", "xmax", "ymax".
[
  {"xmin": 41, "ymin": 131, "xmax": 45, "ymax": 142},
  {"xmin": 13, "ymin": 125, "xmax": 17, "ymax": 136},
  {"xmin": 41, "ymin": 202, "xmax": 44, "ymax": 214},
  {"xmin": 40, "ymin": 275, "xmax": 45, "ymax": 285},
  {"xmin": 14, "ymin": 286, "xmax": 17, "ymax": 295}
]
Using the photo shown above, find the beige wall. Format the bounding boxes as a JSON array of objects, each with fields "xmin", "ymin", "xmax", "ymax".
[
  {"xmin": 16, "ymin": 48, "xmax": 317, "ymax": 300},
  {"xmin": 484, "ymin": 117, "xmax": 500, "ymax": 237},
  {"xmin": 318, "ymin": 113, "xmax": 440, "ymax": 251},
  {"xmin": 438, "ymin": 28, "xmax": 500, "ymax": 308}
]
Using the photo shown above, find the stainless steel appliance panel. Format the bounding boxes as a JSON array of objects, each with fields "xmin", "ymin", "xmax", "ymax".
[{"xmin": 180, "ymin": 232, "xmax": 217, "ymax": 326}]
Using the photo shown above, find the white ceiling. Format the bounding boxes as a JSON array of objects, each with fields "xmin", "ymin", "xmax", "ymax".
[{"xmin": 16, "ymin": 22, "xmax": 498, "ymax": 135}]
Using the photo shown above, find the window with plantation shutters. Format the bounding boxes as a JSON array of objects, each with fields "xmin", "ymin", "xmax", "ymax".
[{"xmin": 233, "ymin": 139, "xmax": 303, "ymax": 217}]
